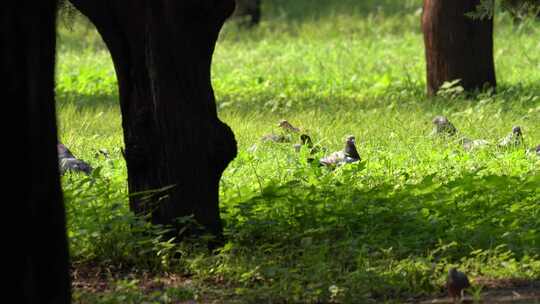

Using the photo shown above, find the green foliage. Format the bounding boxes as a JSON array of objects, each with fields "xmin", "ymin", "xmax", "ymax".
[
  {"xmin": 56, "ymin": 1, "xmax": 540, "ymax": 302},
  {"xmin": 437, "ymin": 79, "xmax": 466, "ymax": 99},
  {"xmin": 63, "ymin": 168, "xmax": 180, "ymax": 269},
  {"xmin": 467, "ymin": 0, "xmax": 540, "ymax": 20}
]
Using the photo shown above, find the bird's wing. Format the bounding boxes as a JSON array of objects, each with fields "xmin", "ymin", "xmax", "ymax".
[{"xmin": 320, "ymin": 151, "xmax": 345, "ymax": 165}]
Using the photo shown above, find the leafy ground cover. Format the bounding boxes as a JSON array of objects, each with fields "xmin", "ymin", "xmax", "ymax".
[{"xmin": 56, "ymin": 1, "xmax": 540, "ymax": 303}]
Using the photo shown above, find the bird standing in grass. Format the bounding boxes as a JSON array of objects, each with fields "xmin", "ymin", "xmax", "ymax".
[
  {"xmin": 260, "ymin": 133, "xmax": 291, "ymax": 143},
  {"xmin": 293, "ymin": 134, "xmax": 313, "ymax": 152},
  {"xmin": 58, "ymin": 143, "xmax": 93, "ymax": 175},
  {"xmin": 319, "ymin": 135, "xmax": 360, "ymax": 166},
  {"xmin": 261, "ymin": 119, "xmax": 302, "ymax": 143},
  {"xmin": 498, "ymin": 126, "xmax": 523, "ymax": 148},
  {"xmin": 278, "ymin": 119, "xmax": 301, "ymax": 133},
  {"xmin": 527, "ymin": 144, "xmax": 540, "ymax": 156},
  {"xmin": 461, "ymin": 138, "xmax": 490, "ymax": 152},
  {"xmin": 431, "ymin": 116, "xmax": 491, "ymax": 151},
  {"xmin": 431, "ymin": 116, "xmax": 458, "ymax": 137},
  {"xmin": 446, "ymin": 268, "xmax": 470, "ymax": 303}
]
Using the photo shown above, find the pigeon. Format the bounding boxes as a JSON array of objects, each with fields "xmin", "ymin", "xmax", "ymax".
[
  {"xmin": 446, "ymin": 268, "xmax": 470, "ymax": 303},
  {"xmin": 57, "ymin": 143, "xmax": 93, "ymax": 175},
  {"xmin": 498, "ymin": 126, "xmax": 523, "ymax": 148},
  {"xmin": 261, "ymin": 133, "xmax": 291, "ymax": 143},
  {"xmin": 527, "ymin": 144, "xmax": 540, "ymax": 156},
  {"xmin": 261, "ymin": 119, "xmax": 302, "ymax": 143},
  {"xmin": 461, "ymin": 138, "xmax": 490, "ymax": 151},
  {"xmin": 319, "ymin": 135, "xmax": 361, "ymax": 166},
  {"xmin": 293, "ymin": 134, "xmax": 311, "ymax": 152},
  {"xmin": 431, "ymin": 116, "xmax": 458, "ymax": 137},
  {"xmin": 431, "ymin": 116, "xmax": 491, "ymax": 151},
  {"xmin": 293, "ymin": 134, "xmax": 319, "ymax": 152}
]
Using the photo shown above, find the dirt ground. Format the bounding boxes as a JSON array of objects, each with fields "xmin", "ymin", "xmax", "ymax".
[
  {"xmin": 72, "ymin": 265, "xmax": 540, "ymax": 303},
  {"xmin": 414, "ymin": 278, "xmax": 540, "ymax": 304}
]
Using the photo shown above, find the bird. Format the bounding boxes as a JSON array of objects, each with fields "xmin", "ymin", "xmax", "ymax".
[
  {"xmin": 498, "ymin": 126, "xmax": 523, "ymax": 148},
  {"xmin": 278, "ymin": 119, "xmax": 301, "ymax": 133},
  {"xmin": 319, "ymin": 135, "xmax": 361, "ymax": 166},
  {"xmin": 293, "ymin": 134, "xmax": 311, "ymax": 152},
  {"xmin": 261, "ymin": 133, "xmax": 292, "ymax": 143},
  {"xmin": 293, "ymin": 134, "xmax": 323, "ymax": 153},
  {"xmin": 526, "ymin": 144, "xmax": 540, "ymax": 156},
  {"xmin": 261, "ymin": 119, "xmax": 302, "ymax": 143},
  {"xmin": 430, "ymin": 116, "xmax": 491, "ymax": 151},
  {"xmin": 446, "ymin": 268, "xmax": 470, "ymax": 303},
  {"xmin": 57, "ymin": 142, "xmax": 93, "ymax": 175},
  {"xmin": 431, "ymin": 115, "xmax": 458, "ymax": 137},
  {"xmin": 461, "ymin": 138, "xmax": 490, "ymax": 151}
]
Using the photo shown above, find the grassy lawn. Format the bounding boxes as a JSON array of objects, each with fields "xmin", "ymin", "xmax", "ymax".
[{"xmin": 56, "ymin": 1, "xmax": 540, "ymax": 303}]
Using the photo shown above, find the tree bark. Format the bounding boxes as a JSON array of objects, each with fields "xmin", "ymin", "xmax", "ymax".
[
  {"xmin": 422, "ymin": 0, "xmax": 496, "ymax": 96},
  {"xmin": 2, "ymin": 1, "xmax": 71, "ymax": 302},
  {"xmin": 68, "ymin": 0, "xmax": 238, "ymax": 240}
]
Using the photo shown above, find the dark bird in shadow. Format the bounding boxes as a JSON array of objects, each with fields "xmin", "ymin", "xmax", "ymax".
[{"xmin": 58, "ymin": 142, "xmax": 92, "ymax": 175}]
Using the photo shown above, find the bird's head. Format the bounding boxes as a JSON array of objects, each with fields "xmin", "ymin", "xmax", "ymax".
[
  {"xmin": 432, "ymin": 115, "xmax": 449, "ymax": 126},
  {"xmin": 300, "ymin": 134, "xmax": 312, "ymax": 145},
  {"xmin": 278, "ymin": 120, "xmax": 290, "ymax": 128},
  {"xmin": 345, "ymin": 135, "xmax": 356, "ymax": 146},
  {"xmin": 512, "ymin": 126, "xmax": 522, "ymax": 136}
]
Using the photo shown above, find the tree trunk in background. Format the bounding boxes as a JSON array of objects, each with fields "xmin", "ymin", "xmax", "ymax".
[
  {"xmin": 2, "ymin": 1, "xmax": 71, "ymax": 302},
  {"xmin": 502, "ymin": 0, "xmax": 540, "ymax": 21},
  {"xmin": 69, "ymin": 0, "xmax": 238, "ymax": 241},
  {"xmin": 422, "ymin": 0, "xmax": 496, "ymax": 96},
  {"xmin": 233, "ymin": 0, "xmax": 262, "ymax": 27}
]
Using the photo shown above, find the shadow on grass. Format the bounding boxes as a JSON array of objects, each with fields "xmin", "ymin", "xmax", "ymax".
[
  {"xmin": 214, "ymin": 81, "xmax": 540, "ymax": 118},
  {"xmin": 222, "ymin": 168, "xmax": 540, "ymax": 259},
  {"xmin": 56, "ymin": 92, "xmax": 119, "ymax": 109}
]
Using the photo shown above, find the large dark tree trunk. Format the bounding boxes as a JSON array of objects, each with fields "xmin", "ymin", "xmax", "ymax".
[
  {"xmin": 68, "ymin": 1, "xmax": 238, "ymax": 240},
  {"xmin": 422, "ymin": 0, "xmax": 496, "ymax": 96},
  {"xmin": 2, "ymin": 1, "xmax": 71, "ymax": 302}
]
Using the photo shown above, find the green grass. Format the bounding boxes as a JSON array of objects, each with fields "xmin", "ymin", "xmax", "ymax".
[{"xmin": 57, "ymin": 1, "xmax": 540, "ymax": 303}]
